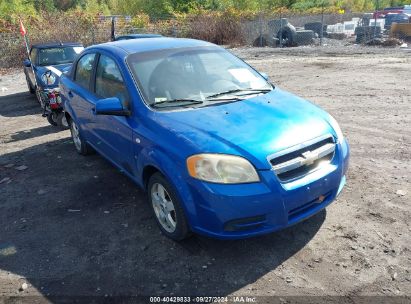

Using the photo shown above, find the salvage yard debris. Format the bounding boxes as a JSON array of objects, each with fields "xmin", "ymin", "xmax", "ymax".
[{"xmin": 252, "ymin": 11, "xmax": 410, "ymax": 48}]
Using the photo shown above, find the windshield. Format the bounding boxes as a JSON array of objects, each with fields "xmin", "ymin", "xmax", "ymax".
[
  {"xmin": 127, "ymin": 47, "xmax": 272, "ymax": 108},
  {"xmin": 38, "ymin": 46, "xmax": 84, "ymax": 66}
]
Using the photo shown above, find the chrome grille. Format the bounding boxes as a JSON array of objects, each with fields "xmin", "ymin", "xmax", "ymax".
[{"xmin": 268, "ymin": 135, "xmax": 336, "ymax": 182}]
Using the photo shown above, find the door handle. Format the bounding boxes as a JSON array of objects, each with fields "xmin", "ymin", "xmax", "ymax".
[{"xmin": 68, "ymin": 91, "xmax": 74, "ymax": 98}]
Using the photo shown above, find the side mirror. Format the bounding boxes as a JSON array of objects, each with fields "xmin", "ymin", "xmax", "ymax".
[
  {"xmin": 23, "ymin": 59, "xmax": 31, "ymax": 67},
  {"xmin": 95, "ymin": 97, "xmax": 130, "ymax": 116},
  {"xmin": 260, "ymin": 72, "xmax": 270, "ymax": 81}
]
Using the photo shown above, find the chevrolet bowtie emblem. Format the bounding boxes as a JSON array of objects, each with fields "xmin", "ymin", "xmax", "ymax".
[{"xmin": 302, "ymin": 150, "xmax": 319, "ymax": 166}]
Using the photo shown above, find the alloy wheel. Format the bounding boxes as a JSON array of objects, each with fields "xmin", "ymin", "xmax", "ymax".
[
  {"xmin": 71, "ymin": 121, "xmax": 82, "ymax": 151},
  {"xmin": 150, "ymin": 183, "xmax": 177, "ymax": 233}
]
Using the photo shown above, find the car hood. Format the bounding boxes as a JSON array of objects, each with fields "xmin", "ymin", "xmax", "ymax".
[
  {"xmin": 34, "ymin": 63, "xmax": 72, "ymax": 87},
  {"xmin": 157, "ymin": 88, "xmax": 335, "ymax": 170}
]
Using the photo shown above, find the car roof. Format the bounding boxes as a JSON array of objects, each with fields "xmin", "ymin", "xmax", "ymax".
[
  {"xmin": 31, "ymin": 42, "xmax": 83, "ymax": 49},
  {"xmin": 89, "ymin": 38, "xmax": 217, "ymax": 56}
]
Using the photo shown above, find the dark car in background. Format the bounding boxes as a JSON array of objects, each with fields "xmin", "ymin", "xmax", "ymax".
[{"xmin": 114, "ymin": 34, "xmax": 163, "ymax": 41}]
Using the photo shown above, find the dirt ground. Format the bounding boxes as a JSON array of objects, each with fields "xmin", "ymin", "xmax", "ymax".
[{"xmin": 0, "ymin": 46, "xmax": 410, "ymax": 303}]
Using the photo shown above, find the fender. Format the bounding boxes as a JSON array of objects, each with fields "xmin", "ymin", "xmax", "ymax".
[
  {"xmin": 62, "ymin": 95, "xmax": 78, "ymax": 125},
  {"xmin": 136, "ymin": 147, "xmax": 197, "ymax": 229}
]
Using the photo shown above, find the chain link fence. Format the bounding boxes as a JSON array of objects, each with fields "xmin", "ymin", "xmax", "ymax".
[
  {"xmin": 1, "ymin": 11, "xmax": 409, "ymax": 69},
  {"xmin": 243, "ymin": 12, "xmax": 364, "ymax": 47}
]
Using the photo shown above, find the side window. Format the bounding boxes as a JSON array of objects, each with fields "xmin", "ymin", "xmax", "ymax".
[
  {"xmin": 74, "ymin": 53, "xmax": 95, "ymax": 89},
  {"xmin": 95, "ymin": 54, "xmax": 129, "ymax": 108},
  {"xmin": 30, "ymin": 48, "xmax": 38, "ymax": 64}
]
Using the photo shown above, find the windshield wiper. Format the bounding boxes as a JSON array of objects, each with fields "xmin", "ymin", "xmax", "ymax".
[
  {"xmin": 206, "ymin": 88, "xmax": 272, "ymax": 99},
  {"xmin": 151, "ymin": 98, "xmax": 203, "ymax": 108}
]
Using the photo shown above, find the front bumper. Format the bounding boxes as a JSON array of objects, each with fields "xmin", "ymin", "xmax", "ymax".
[{"xmin": 183, "ymin": 138, "xmax": 350, "ymax": 239}]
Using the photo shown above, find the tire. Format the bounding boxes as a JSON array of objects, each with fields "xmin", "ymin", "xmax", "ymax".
[
  {"xmin": 295, "ymin": 30, "xmax": 315, "ymax": 45},
  {"xmin": 277, "ymin": 24, "xmax": 297, "ymax": 47},
  {"xmin": 253, "ymin": 34, "xmax": 276, "ymax": 47},
  {"xmin": 304, "ymin": 22, "xmax": 327, "ymax": 37},
  {"xmin": 355, "ymin": 26, "xmax": 381, "ymax": 40},
  {"xmin": 26, "ymin": 75, "xmax": 35, "ymax": 94},
  {"xmin": 69, "ymin": 119, "xmax": 93, "ymax": 155},
  {"xmin": 35, "ymin": 87, "xmax": 43, "ymax": 105},
  {"xmin": 58, "ymin": 113, "xmax": 70, "ymax": 130},
  {"xmin": 356, "ymin": 34, "xmax": 364, "ymax": 43},
  {"xmin": 47, "ymin": 112, "xmax": 58, "ymax": 126},
  {"xmin": 148, "ymin": 172, "xmax": 190, "ymax": 241}
]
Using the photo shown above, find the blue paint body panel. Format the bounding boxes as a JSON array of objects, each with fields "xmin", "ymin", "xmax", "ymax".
[{"xmin": 60, "ymin": 38, "xmax": 350, "ymax": 239}]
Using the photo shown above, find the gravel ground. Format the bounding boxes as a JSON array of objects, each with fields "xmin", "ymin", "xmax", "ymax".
[{"xmin": 0, "ymin": 46, "xmax": 410, "ymax": 303}]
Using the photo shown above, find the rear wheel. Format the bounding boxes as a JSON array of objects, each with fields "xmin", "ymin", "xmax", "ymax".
[
  {"xmin": 69, "ymin": 119, "xmax": 93, "ymax": 155},
  {"xmin": 58, "ymin": 113, "xmax": 69, "ymax": 129},
  {"xmin": 148, "ymin": 173, "xmax": 190, "ymax": 241}
]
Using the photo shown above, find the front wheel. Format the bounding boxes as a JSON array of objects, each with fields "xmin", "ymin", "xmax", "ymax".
[
  {"xmin": 59, "ymin": 114, "xmax": 69, "ymax": 129},
  {"xmin": 53, "ymin": 112, "xmax": 69, "ymax": 129},
  {"xmin": 26, "ymin": 75, "xmax": 35, "ymax": 94},
  {"xmin": 148, "ymin": 173, "xmax": 190, "ymax": 241},
  {"xmin": 35, "ymin": 87, "xmax": 41, "ymax": 104},
  {"xmin": 69, "ymin": 119, "xmax": 93, "ymax": 155}
]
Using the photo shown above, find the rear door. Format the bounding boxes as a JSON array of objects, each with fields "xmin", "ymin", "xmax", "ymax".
[{"xmin": 65, "ymin": 53, "xmax": 98, "ymax": 143}]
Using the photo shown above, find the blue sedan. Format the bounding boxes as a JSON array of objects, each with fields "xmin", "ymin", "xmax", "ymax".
[{"xmin": 60, "ymin": 38, "xmax": 349, "ymax": 240}]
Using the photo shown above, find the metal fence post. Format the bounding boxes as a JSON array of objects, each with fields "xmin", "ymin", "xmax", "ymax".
[
  {"xmin": 259, "ymin": 12, "xmax": 263, "ymax": 47},
  {"xmin": 91, "ymin": 25, "xmax": 95, "ymax": 44},
  {"xmin": 279, "ymin": 10, "xmax": 283, "ymax": 47},
  {"xmin": 258, "ymin": 0, "xmax": 263, "ymax": 47},
  {"xmin": 373, "ymin": 0, "xmax": 379, "ymax": 39},
  {"xmin": 320, "ymin": 1, "xmax": 325, "ymax": 46}
]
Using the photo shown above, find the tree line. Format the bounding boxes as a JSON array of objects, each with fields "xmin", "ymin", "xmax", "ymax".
[{"xmin": 1, "ymin": 0, "xmax": 409, "ymax": 23}]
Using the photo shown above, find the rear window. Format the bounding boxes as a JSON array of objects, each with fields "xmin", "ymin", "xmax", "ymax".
[{"xmin": 74, "ymin": 53, "xmax": 96, "ymax": 89}]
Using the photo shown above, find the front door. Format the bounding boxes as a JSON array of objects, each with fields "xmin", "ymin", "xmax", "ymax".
[{"xmin": 90, "ymin": 53, "xmax": 133, "ymax": 172}]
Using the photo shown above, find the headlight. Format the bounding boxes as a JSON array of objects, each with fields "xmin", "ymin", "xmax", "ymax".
[
  {"xmin": 328, "ymin": 114, "xmax": 344, "ymax": 142},
  {"xmin": 187, "ymin": 154, "xmax": 260, "ymax": 184},
  {"xmin": 41, "ymin": 72, "xmax": 56, "ymax": 85}
]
